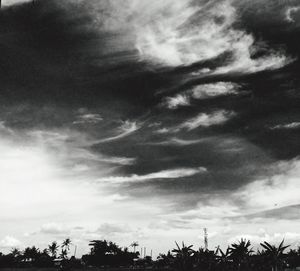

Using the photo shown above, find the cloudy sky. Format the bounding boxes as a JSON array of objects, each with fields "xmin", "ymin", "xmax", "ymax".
[{"xmin": 1, "ymin": 0, "xmax": 300, "ymax": 257}]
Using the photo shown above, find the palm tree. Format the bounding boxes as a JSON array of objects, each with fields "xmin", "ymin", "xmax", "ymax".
[
  {"xmin": 48, "ymin": 241, "xmax": 59, "ymax": 259},
  {"xmin": 172, "ymin": 242, "xmax": 195, "ymax": 271},
  {"xmin": 62, "ymin": 238, "xmax": 72, "ymax": 251},
  {"xmin": 59, "ymin": 249, "xmax": 68, "ymax": 260},
  {"xmin": 229, "ymin": 239, "xmax": 253, "ymax": 270},
  {"xmin": 260, "ymin": 239, "xmax": 290, "ymax": 271},
  {"xmin": 216, "ymin": 246, "xmax": 232, "ymax": 269},
  {"xmin": 130, "ymin": 242, "xmax": 139, "ymax": 253}
]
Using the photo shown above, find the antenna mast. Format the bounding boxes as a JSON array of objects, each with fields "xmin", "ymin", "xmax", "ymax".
[{"xmin": 204, "ymin": 228, "xmax": 208, "ymax": 251}]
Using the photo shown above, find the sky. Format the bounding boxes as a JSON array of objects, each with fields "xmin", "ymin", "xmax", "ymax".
[{"xmin": 1, "ymin": 0, "xmax": 300, "ymax": 257}]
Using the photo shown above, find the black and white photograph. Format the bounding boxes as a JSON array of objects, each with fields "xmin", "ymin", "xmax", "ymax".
[{"xmin": 0, "ymin": 0, "xmax": 300, "ymax": 270}]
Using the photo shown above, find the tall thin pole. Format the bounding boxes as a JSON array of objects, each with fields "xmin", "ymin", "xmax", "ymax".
[
  {"xmin": 204, "ymin": 228, "xmax": 208, "ymax": 251},
  {"xmin": 74, "ymin": 245, "xmax": 77, "ymax": 257}
]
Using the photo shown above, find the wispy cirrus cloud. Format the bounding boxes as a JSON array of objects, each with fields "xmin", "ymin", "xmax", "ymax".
[
  {"xmin": 271, "ymin": 122, "xmax": 300, "ymax": 130},
  {"xmin": 91, "ymin": 120, "xmax": 140, "ymax": 144},
  {"xmin": 156, "ymin": 110, "xmax": 235, "ymax": 134},
  {"xmin": 178, "ymin": 110, "xmax": 235, "ymax": 131},
  {"xmin": 133, "ymin": 0, "xmax": 291, "ymax": 74},
  {"xmin": 29, "ymin": 129, "xmax": 136, "ymax": 166},
  {"xmin": 96, "ymin": 167, "xmax": 207, "ymax": 184},
  {"xmin": 164, "ymin": 82, "xmax": 240, "ymax": 109},
  {"xmin": 73, "ymin": 113, "xmax": 103, "ymax": 125},
  {"xmin": 145, "ymin": 137, "xmax": 205, "ymax": 146}
]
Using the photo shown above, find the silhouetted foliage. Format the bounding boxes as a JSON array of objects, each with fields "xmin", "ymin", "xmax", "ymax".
[
  {"xmin": 48, "ymin": 241, "xmax": 59, "ymax": 258},
  {"xmin": 0, "ymin": 238, "xmax": 300, "ymax": 270},
  {"xmin": 82, "ymin": 239, "xmax": 138, "ymax": 267}
]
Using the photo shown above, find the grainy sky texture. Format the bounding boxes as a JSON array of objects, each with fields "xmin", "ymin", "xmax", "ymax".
[{"xmin": 1, "ymin": 0, "xmax": 300, "ymax": 256}]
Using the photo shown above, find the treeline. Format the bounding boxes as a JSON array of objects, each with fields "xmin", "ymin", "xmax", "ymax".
[
  {"xmin": 1, "ymin": 238, "xmax": 300, "ymax": 270},
  {"xmin": 0, "ymin": 238, "xmax": 81, "ymax": 268}
]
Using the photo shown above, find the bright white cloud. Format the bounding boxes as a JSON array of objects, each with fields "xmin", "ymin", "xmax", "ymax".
[
  {"xmin": 157, "ymin": 110, "xmax": 235, "ymax": 133},
  {"xmin": 235, "ymin": 158, "xmax": 300, "ymax": 212},
  {"xmin": 271, "ymin": 122, "xmax": 300, "ymax": 130},
  {"xmin": 0, "ymin": 236, "xmax": 21, "ymax": 248},
  {"xmin": 164, "ymin": 82, "xmax": 240, "ymax": 109},
  {"xmin": 75, "ymin": 0, "xmax": 291, "ymax": 73},
  {"xmin": 133, "ymin": 0, "xmax": 290, "ymax": 73},
  {"xmin": 191, "ymin": 82, "xmax": 239, "ymax": 99},
  {"xmin": 229, "ymin": 230, "xmax": 300, "ymax": 248},
  {"xmin": 285, "ymin": 6, "xmax": 300, "ymax": 22},
  {"xmin": 29, "ymin": 129, "xmax": 135, "ymax": 166},
  {"xmin": 178, "ymin": 110, "xmax": 235, "ymax": 131},
  {"xmin": 97, "ymin": 167, "xmax": 207, "ymax": 184},
  {"xmin": 165, "ymin": 94, "xmax": 190, "ymax": 109}
]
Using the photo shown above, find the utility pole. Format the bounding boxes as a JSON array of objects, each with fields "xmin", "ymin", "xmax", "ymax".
[
  {"xmin": 74, "ymin": 245, "xmax": 77, "ymax": 258},
  {"xmin": 204, "ymin": 228, "xmax": 208, "ymax": 251}
]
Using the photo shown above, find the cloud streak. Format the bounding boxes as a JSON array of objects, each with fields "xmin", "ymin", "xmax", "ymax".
[
  {"xmin": 178, "ymin": 110, "xmax": 235, "ymax": 131},
  {"xmin": 97, "ymin": 167, "xmax": 207, "ymax": 184},
  {"xmin": 92, "ymin": 121, "xmax": 140, "ymax": 144},
  {"xmin": 164, "ymin": 82, "xmax": 240, "ymax": 109},
  {"xmin": 271, "ymin": 122, "xmax": 300, "ymax": 130}
]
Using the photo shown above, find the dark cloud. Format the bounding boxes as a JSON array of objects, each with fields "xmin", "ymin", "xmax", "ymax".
[
  {"xmin": 1, "ymin": 0, "xmax": 300, "ymax": 220},
  {"xmin": 238, "ymin": 205, "xmax": 300, "ymax": 221}
]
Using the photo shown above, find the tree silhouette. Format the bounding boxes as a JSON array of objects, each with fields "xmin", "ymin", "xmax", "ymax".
[
  {"xmin": 59, "ymin": 249, "xmax": 68, "ymax": 260},
  {"xmin": 23, "ymin": 246, "xmax": 40, "ymax": 262},
  {"xmin": 172, "ymin": 242, "xmax": 195, "ymax": 271},
  {"xmin": 156, "ymin": 251, "xmax": 174, "ymax": 269},
  {"xmin": 130, "ymin": 241, "xmax": 139, "ymax": 253},
  {"xmin": 194, "ymin": 247, "xmax": 218, "ymax": 271},
  {"xmin": 61, "ymin": 238, "xmax": 72, "ymax": 259},
  {"xmin": 83, "ymin": 240, "xmax": 137, "ymax": 267},
  {"xmin": 216, "ymin": 246, "xmax": 232, "ymax": 270},
  {"xmin": 0, "ymin": 237, "xmax": 298, "ymax": 270},
  {"xmin": 229, "ymin": 239, "xmax": 253, "ymax": 270},
  {"xmin": 11, "ymin": 248, "xmax": 21, "ymax": 258},
  {"xmin": 260, "ymin": 239, "xmax": 289, "ymax": 271},
  {"xmin": 62, "ymin": 238, "xmax": 72, "ymax": 251},
  {"xmin": 48, "ymin": 241, "xmax": 59, "ymax": 259}
]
